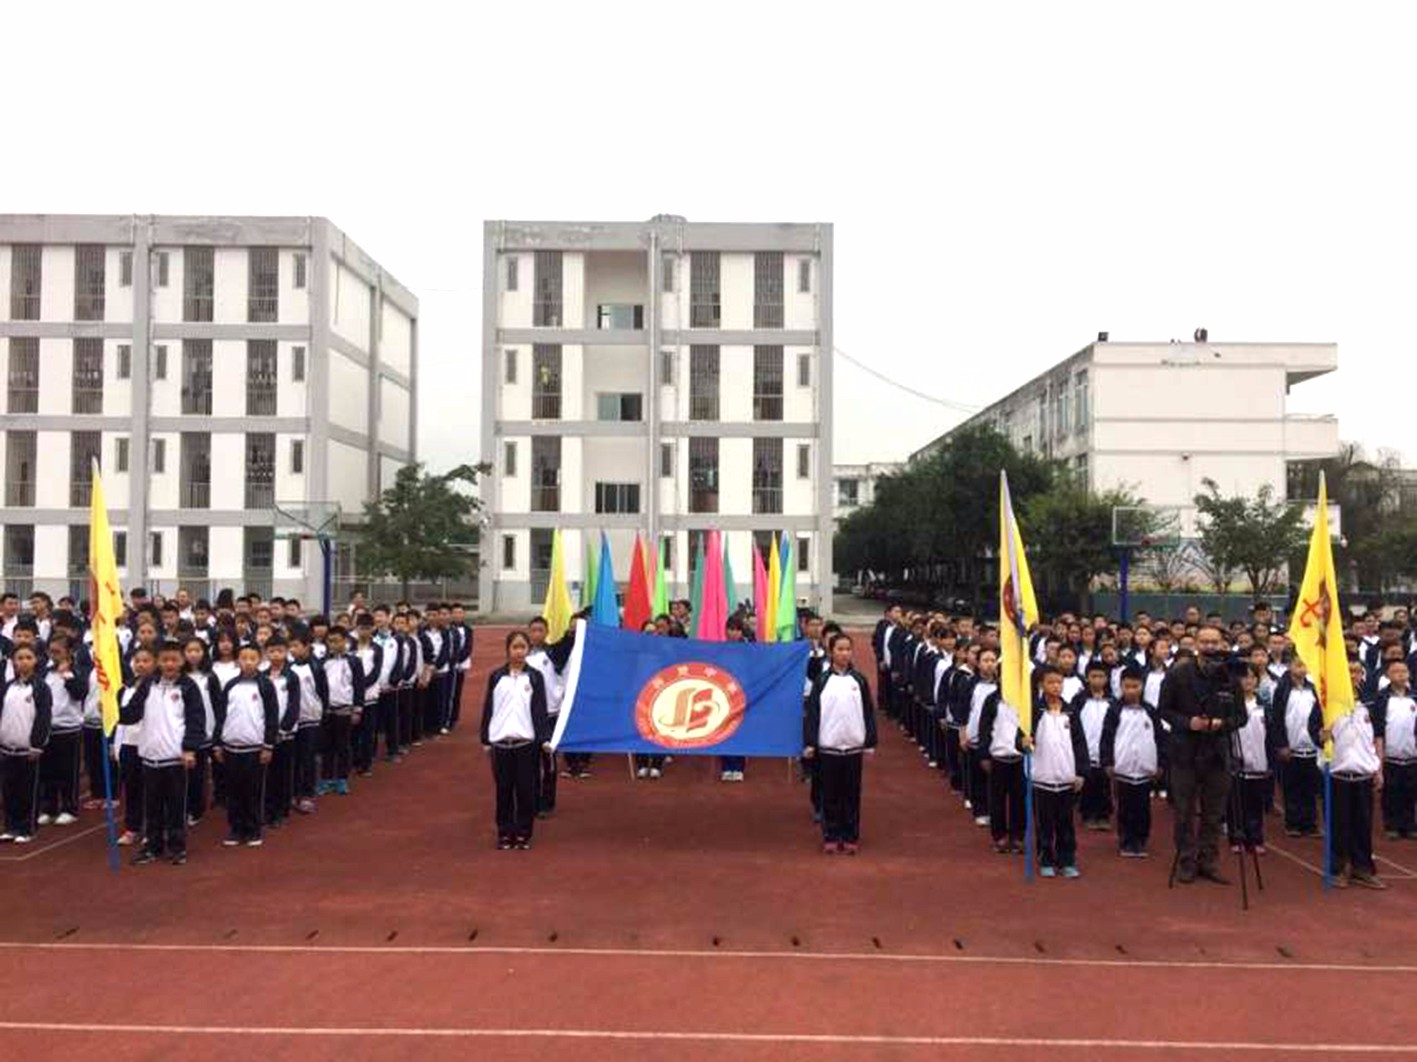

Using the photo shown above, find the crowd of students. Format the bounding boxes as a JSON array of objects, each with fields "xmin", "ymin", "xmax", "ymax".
[
  {"xmin": 0, "ymin": 588, "xmax": 473, "ymax": 862},
  {"xmin": 873, "ymin": 599, "xmax": 1417, "ymax": 888}
]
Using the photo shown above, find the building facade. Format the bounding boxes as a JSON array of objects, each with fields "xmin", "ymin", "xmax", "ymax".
[
  {"xmin": 481, "ymin": 217, "xmax": 833, "ymax": 615},
  {"xmin": 832, "ymin": 461, "xmax": 903, "ymax": 525},
  {"xmin": 0, "ymin": 214, "xmax": 417, "ymax": 602},
  {"xmin": 912, "ymin": 337, "xmax": 1341, "ymax": 537}
]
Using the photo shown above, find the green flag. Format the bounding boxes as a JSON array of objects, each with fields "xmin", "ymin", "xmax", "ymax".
[
  {"xmin": 774, "ymin": 534, "xmax": 797, "ymax": 642},
  {"xmin": 652, "ymin": 537, "xmax": 669, "ymax": 617},
  {"xmin": 689, "ymin": 534, "xmax": 706, "ymax": 636},
  {"xmin": 722, "ymin": 533, "xmax": 738, "ymax": 614},
  {"xmin": 580, "ymin": 533, "xmax": 599, "ymax": 611}
]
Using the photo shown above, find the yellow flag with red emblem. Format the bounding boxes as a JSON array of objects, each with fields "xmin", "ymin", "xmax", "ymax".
[
  {"xmin": 1287, "ymin": 472, "xmax": 1351, "ymax": 749},
  {"xmin": 999, "ymin": 471, "xmax": 1040, "ymax": 733},
  {"xmin": 88, "ymin": 462, "xmax": 125, "ymax": 737}
]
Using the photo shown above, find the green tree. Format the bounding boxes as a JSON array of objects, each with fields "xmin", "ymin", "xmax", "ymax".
[
  {"xmin": 1193, "ymin": 478, "xmax": 1306, "ymax": 596},
  {"xmin": 358, "ymin": 462, "xmax": 488, "ymax": 598},
  {"xmin": 1023, "ymin": 477, "xmax": 1143, "ymax": 607},
  {"xmin": 1290, "ymin": 443, "xmax": 1406, "ymax": 590}
]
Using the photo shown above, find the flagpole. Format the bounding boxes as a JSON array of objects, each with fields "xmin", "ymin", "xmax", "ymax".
[
  {"xmin": 1322, "ymin": 757, "xmax": 1333, "ymax": 891},
  {"xmin": 99, "ymin": 729, "xmax": 120, "ymax": 872},
  {"xmin": 1023, "ymin": 751, "xmax": 1034, "ymax": 883}
]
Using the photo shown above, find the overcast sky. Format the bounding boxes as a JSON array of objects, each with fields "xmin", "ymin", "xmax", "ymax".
[{"xmin": 11, "ymin": 2, "xmax": 1414, "ymax": 476}]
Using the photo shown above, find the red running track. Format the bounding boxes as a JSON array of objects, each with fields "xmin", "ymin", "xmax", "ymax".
[{"xmin": 0, "ymin": 629, "xmax": 1414, "ymax": 1060}]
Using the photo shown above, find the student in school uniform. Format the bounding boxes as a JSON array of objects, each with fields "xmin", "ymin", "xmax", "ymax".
[
  {"xmin": 0, "ymin": 644, "xmax": 52, "ymax": 844},
  {"xmin": 287, "ymin": 628, "xmax": 328, "ymax": 815},
  {"xmin": 395, "ymin": 611, "xmax": 422, "ymax": 752},
  {"xmin": 208, "ymin": 629, "xmax": 241, "ymax": 809},
  {"xmin": 351, "ymin": 614, "xmax": 385, "ymax": 778},
  {"xmin": 214, "ymin": 644, "xmax": 280, "ymax": 847},
  {"xmin": 480, "ymin": 630, "xmax": 550, "ymax": 850},
  {"xmin": 78, "ymin": 641, "xmax": 110, "ymax": 812},
  {"xmin": 1270, "ymin": 654, "xmax": 1322, "ymax": 837},
  {"xmin": 803, "ymin": 632, "xmax": 877, "ymax": 855},
  {"xmin": 1374, "ymin": 658, "xmax": 1416, "ymax": 840},
  {"xmin": 943, "ymin": 643, "xmax": 977, "ymax": 798},
  {"xmin": 1226, "ymin": 667, "xmax": 1273, "ymax": 855},
  {"xmin": 262, "ymin": 637, "xmax": 300, "ymax": 830},
  {"xmin": 319, "ymin": 627, "xmax": 365, "ymax": 797},
  {"xmin": 1025, "ymin": 666, "xmax": 1089, "ymax": 878},
  {"xmin": 36, "ymin": 634, "xmax": 86, "ymax": 827},
  {"xmin": 449, "ymin": 603, "xmax": 473, "ymax": 731},
  {"xmin": 525, "ymin": 617, "xmax": 571, "ymax": 816},
  {"xmin": 372, "ymin": 606, "xmax": 404, "ymax": 764},
  {"xmin": 1056, "ymin": 645, "xmax": 1083, "ymax": 705},
  {"xmin": 114, "ymin": 646, "xmax": 153, "ymax": 846},
  {"xmin": 801, "ymin": 619, "xmax": 832, "ymax": 820},
  {"xmin": 718, "ymin": 616, "xmax": 753, "ymax": 782},
  {"xmin": 976, "ymin": 673, "xmax": 1026, "ymax": 855},
  {"xmin": 420, "ymin": 606, "xmax": 452, "ymax": 736},
  {"xmin": 1072, "ymin": 660, "xmax": 1115, "ymax": 831},
  {"xmin": 1311, "ymin": 661, "xmax": 1387, "ymax": 889},
  {"xmin": 1100, "ymin": 667, "xmax": 1163, "ymax": 857},
  {"xmin": 181, "ymin": 636, "xmax": 224, "ymax": 828},
  {"xmin": 120, "ymin": 642, "xmax": 206, "ymax": 865},
  {"xmin": 960, "ymin": 646, "xmax": 999, "ymax": 827}
]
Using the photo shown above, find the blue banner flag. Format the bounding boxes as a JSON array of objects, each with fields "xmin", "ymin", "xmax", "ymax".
[{"xmin": 552, "ymin": 620, "xmax": 811, "ymax": 757}]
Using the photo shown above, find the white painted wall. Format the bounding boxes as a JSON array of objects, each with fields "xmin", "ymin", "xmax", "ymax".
[
  {"xmin": 209, "ymin": 434, "xmax": 245, "ymax": 510},
  {"xmin": 378, "ymin": 377, "xmax": 411, "ymax": 451},
  {"xmin": 147, "ymin": 524, "xmax": 177, "ymax": 583},
  {"xmin": 330, "ymin": 259, "xmax": 371, "ymax": 350},
  {"xmin": 561, "ymin": 437, "xmax": 584, "ymax": 515},
  {"xmin": 719, "ymin": 438, "xmax": 752, "ymax": 515},
  {"xmin": 208, "ymin": 527, "xmax": 245, "ymax": 583},
  {"xmin": 278, "ymin": 341, "xmax": 308, "ymax": 418},
  {"xmin": 0, "ymin": 247, "xmax": 10, "ymax": 319},
  {"xmin": 148, "ymin": 434, "xmax": 179, "ymax": 509},
  {"xmin": 275, "ymin": 432, "xmax": 306, "ymax": 503},
  {"xmin": 784, "ymin": 345, "xmax": 816, "ymax": 422},
  {"xmin": 784, "ymin": 255, "xmax": 818, "ymax": 331},
  {"xmin": 582, "ymin": 346, "xmax": 647, "ymax": 417},
  {"xmin": 581, "ymin": 437, "xmax": 648, "ymax": 515},
  {"xmin": 40, "ymin": 247, "xmax": 73, "ymax": 322},
  {"xmin": 497, "ymin": 253, "xmax": 532, "ymax": 329},
  {"xmin": 209, "ymin": 340, "xmax": 246, "ymax": 417},
  {"xmin": 327, "ymin": 349, "xmax": 369, "ymax": 433},
  {"xmin": 581, "ymin": 251, "xmax": 647, "ymax": 330},
  {"xmin": 105, "ymin": 246, "xmax": 133, "ymax": 322},
  {"xmin": 718, "ymin": 346, "xmax": 753, "ymax": 422},
  {"xmin": 719, "ymin": 253, "xmax": 753, "ymax": 330},
  {"xmin": 105, "ymin": 339, "xmax": 133, "ymax": 417},
  {"xmin": 561, "ymin": 252, "xmax": 585, "ymax": 331},
  {"xmin": 500, "ymin": 434, "xmax": 531, "ymax": 513},
  {"xmin": 326, "ymin": 439, "xmax": 367, "ymax": 514},
  {"xmin": 36, "ymin": 339, "xmax": 70, "ymax": 415},
  {"xmin": 380, "ymin": 301, "xmax": 412, "ymax": 376},
  {"xmin": 561, "ymin": 344, "xmax": 584, "ymax": 420},
  {"xmin": 34, "ymin": 431, "xmax": 68, "ymax": 508},
  {"xmin": 152, "ymin": 246, "xmax": 184, "ymax": 321},
  {"xmin": 33, "ymin": 525, "xmax": 65, "ymax": 585},
  {"xmin": 785, "ymin": 438, "xmax": 815, "ymax": 514},
  {"xmin": 279, "ymin": 250, "xmax": 310, "ymax": 326},
  {"xmin": 213, "ymin": 248, "xmax": 246, "ymax": 324},
  {"xmin": 378, "ymin": 455, "xmax": 404, "ymax": 494}
]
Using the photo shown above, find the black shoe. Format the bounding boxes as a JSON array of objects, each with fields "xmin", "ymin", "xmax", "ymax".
[
  {"xmin": 1197, "ymin": 865, "xmax": 1231, "ymax": 885},
  {"xmin": 132, "ymin": 851, "xmax": 158, "ymax": 866},
  {"xmin": 169, "ymin": 852, "xmax": 187, "ymax": 866},
  {"xmin": 496, "ymin": 838, "xmax": 512, "ymax": 850},
  {"xmin": 1176, "ymin": 862, "xmax": 1197, "ymax": 884},
  {"xmin": 515, "ymin": 838, "xmax": 531, "ymax": 850}
]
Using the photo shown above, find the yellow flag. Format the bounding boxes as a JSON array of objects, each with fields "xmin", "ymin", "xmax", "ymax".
[
  {"xmin": 765, "ymin": 533, "xmax": 781, "ymax": 645},
  {"xmin": 999, "ymin": 472, "xmax": 1040, "ymax": 733},
  {"xmin": 88, "ymin": 462, "xmax": 125, "ymax": 737},
  {"xmin": 1287, "ymin": 472, "xmax": 1351, "ymax": 748},
  {"xmin": 542, "ymin": 528, "xmax": 574, "ymax": 642}
]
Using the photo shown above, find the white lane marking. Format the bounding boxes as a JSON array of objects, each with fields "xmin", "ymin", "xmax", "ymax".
[{"xmin": 0, "ymin": 826, "xmax": 105, "ymax": 863}]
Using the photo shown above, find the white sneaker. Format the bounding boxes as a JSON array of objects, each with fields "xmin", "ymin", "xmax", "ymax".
[
  {"xmin": 720, "ymin": 771, "xmax": 732, "ymax": 782},
  {"xmin": 0, "ymin": 833, "xmax": 14, "ymax": 842},
  {"xmin": 636, "ymin": 767, "xmax": 649, "ymax": 779},
  {"xmin": 973, "ymin": 815, "xmax": 991, "ymax": 827},
  {"xmin": 36, "ymin": 814, "xmax": 53, "ymax": 826},
  {"xmin": 54, "ymin": 812, "xmax": 78, "ymax": 826},
  {"xmin": 13, "ymin": 835, "xmax": 34, "ymax": 844},
  {"xmin": 731, "ymin": 771, "xmax": 744, "ymax": 782},
  {"xmin": 648, "ymin": 768, "xmax": 662, "ymax": 779}
]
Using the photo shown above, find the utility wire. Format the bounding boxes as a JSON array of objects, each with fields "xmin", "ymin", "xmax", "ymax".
[{"xmin": 833, "ymin": 345, "xmax": 984, "ymax": 413}]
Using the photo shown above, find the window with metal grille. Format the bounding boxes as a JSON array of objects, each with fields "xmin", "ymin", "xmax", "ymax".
[
  {"xmin": 531, "ymin": 344, "xmax": 562, "ymax": 419},
  {"xmin": 659, "ymin": 535, "xmax": 675, "ymax": 574},
  {"xmin": 504, "ymin": 348, "xmax": 517, "ymax": 384},
  {"xmin": 181, "ymin": 340, "xmax": 213, "ymax": 415},
  {"xmin": 689, "ymin": 345, "xmax": 719, "ymax": 420},
  {"xmin": 152, "ymin": 438, "xmax": 167, "ymax": 474},
  {"xmin": 797, "ymin": 536, "xmax": 810, "ymax": 573},
  {"xmin": 797, "ymin": 443, "xmax": 811, "ymax": 479},
  {"xmin": 7, "ymin": 337, "xmax": 38, "ymax": 413},
  {"xmin": 797, "ymin": 352, "xmax": 810, "ymax": 387},
  {"xmin": 244, "ymin": 433, "xmax": 276, "ymax": 508},
  {"xmin": 69, "ymin": 431, "xmax": 100, "ymax": 507},
  {"xmin": 246, "ymin": 340, "xmax": 278, "ymax": 415},
  {"xmin": 287, "ymin": 536, "xmax": 302, "ymax": 569},
  {"xmin": 502, "ymin": 534, "xmax": 516, "ymax": 570},
  {"xmin": 1074, "ymin": 370, "xmax": 1089, "ymax": 434},
  {"xmin": 798, "ymin": 257, "xmax": 811, "ymax": 293},
  {"xmin": 594, "ymin": 482, "xmax": 641, "ymax": 514},
  {"xmin": 504, "ymin": 441, "xmax": 517, "ymax": 476},
  {"xmin": 157, "ymin": 251, "xmax": 170, "ymax": 287},
  {"xmin": 248, "ymin": 247, "xmax": 279, "ymax": 322},
  {"xmin": 179, "ymin": 527, "xmax": 210, "ymax": 577},
  {"xmin": 4, "ymin": 431, "xmax": 36, "ymax": 506},
  {"xmin": 184, "ymin": 247, "xmax": 213, "ymax": 321},
  {"xmin": 291, "ymin": 439, "xmax": 304, "ymax": 474},
  {"xmin": 149, "ymin": 532, "xmax": 164, "ymax": 568},
  {"xmin": 116, "ymin": 437, "xmax": 129, "ymax": 473},
  {"xmin": 662, "ymin": 255, "xmax": 675, "ymax": 293},
  {"xmin": 293, "ymin": 253, "xmax": 307, "ymax": 289},
  {"xmin": 837, "ymin": 478, "xmax": 859, "ymax": 507},
  {"xmin": 659, "ymin": 349, "xmax": 674, "ymax": 385},
  {"xmin": 292, "ymin": 345, "xmax": 306, "ymax": 382},
  {"xmin": 153, "ymin": 344, "xmax": 168, "ymax": 380},
  {"xmin": 74, "ymin": 245, "xmax": 106, "ymax": 320},
  {"xmin": 753, "ymin": 252, "xmax": 784, "ymax": 328},
  {"xmin": 752, "ymin": 438, "xmax": 783, "ymax": 514},
  {"xmin": 72, "ymin": 339, "xmax": 104, "ymax": 413},
  {"xmin": 117, "ymin": 344, "xmax": 131, "ymax": 380},
  {"xmin": 119, "ymin": 251, "xmax": 133, "ymax": 287},
  {"xmin": 596, "ymin": 304, "xmax": 644, "ymax": 330},
  {"xmin": 506, "ymin": 256, "xmax": 519, "ymax": 291},
  {"xmin": 244, "ymin": 528, "xmax": 275, "ymax": 573},
  {"xmin": 752, "ymin": 345, "xmax": 783, "ymax": 421},
  {"xmin": 3, "ymin": 525, "xmax": 35, "ymax": 575},
  {"xmin": 689, "ymin": 437, "xmax": 719, "ymax": 513},
  {"xmin": 531, "ymin": 436, "xmax": 561, "ymax": 512},
  {"xmin": 690, "ymin": 252, "xmax": 720, "ymax": 328},
  {"xmin": 180, "ymin": 433, "xmax": 211, "ymax": 509},
  {"xmin": 660, "ymin": 442, "xmax": 673, "ymax": 478},
  {"xmin": 9, "ymin": 245, "xmax": 41, "ymax": 320},
  {"xmin": 532, "ymin": 251, "xmax": 562, "ymax": 327},
  {"xmin": 596, "ymin": 393, "xmax": 643, "ymax": 422},
  {"xmin": 113, "ymin": 531, "xmax": 127, "ymax": 568}
]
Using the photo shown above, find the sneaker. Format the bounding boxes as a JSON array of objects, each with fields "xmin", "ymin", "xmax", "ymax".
[
  {"xmin": 648, "ymin": 768, "xmax": 662, "ymax": 779},
  {"xmin": 963, "ymin": 799, "xmax": 973, "ymax": 811},
  {"xmin": 222, "ymin": 835, "xmax": 242, "ymax": 847},
  {"xmin": 559, "ymin": 769, "xmax": 576, "ymax": 779},
  {"xmin": 1039, "ymin": 865, "xmax": 1056, "ymax": 878},
  {"xmin": 973, "ymin": 815, "xmax": 990, "ymax": 827},
  {"xmin": 131, "ymin": 850, "xmax": 157, "ymax": 864},
  {"xmin": 440, "ymin": 727, "xmax": 451, "ymax": 736},
  {"xmin": 169, "ymin": 852, "xmax": 187, "ymax": 866},
  {"xmin": 295, "ymin": 799, "xmax": 316, "ymax": 814},
  {"xmin": 186, "ymin": 815, "xmax": 202, "ymax": 828},
  {"xmin": 246, "ymin": 837, "xmax": 264, "ymax": 848},
  {"xmin": 636, "ymin": 767, "xmax": 649, "ymax": 779},
  {"xmin": 116, "ymin": 830, "xmax": 138, "ymax": 846},
  {"xmin": 928, "ymin": 761, "xmax": 939, "ymax": 769},
  {"xmin": 1332, "ymin": 873, "xmax": 1350, "ymax": 889},
  {"xmin": 54, "ymin": 811, "xmax": 78, "ymax": 826},
  {"xmin": 358, "ymin": 769, "xmax": 373, "ymax": 779},
  {"xmin": 315, "ymin": 781, "xmax": 332, "ymax": 796},
  {"xmin": 823, "ymin": 842, "xmax": 837, "ymax": 855},
  {"xmin": 12, "ymin": 834, "xmax": 34, "ymax": 845},
  {"xmin": 1061, "ymin": 865, "xmax": 1081, "ymax": 879},
  {"xmin": 515, "ymin": 838, "xmax": 531, "ymax": 850},
  {"xmin": 1230, "ymin": 843, "xmax": 1243, "ymax": 854},
  {"xmin": 336, "ymin": 780, "xmax": 350, "ymax": 796},
  {"xmin": 496, "ymin": 838, "xmax": 513, "ymax": 851},
  {"xmin": 0, "ymin": 833, "xmax": 13, "ymax": 843},
  {"xmin": 1254, "ymin": 844, "xmax": 1267, "ymax": 855},
  {"xmin": 82, "ymin": 798, "xmax": 105, "ymax": 811},
  {"xmin": 36, "ymin": 813, "xmax": 53, "ymax": 827},
  {"xmin": 720, "ymin": 771, "xmax": 732, "ymax": 782},
  {"xmin": 841, "ymin": 842, "xmax": 860, "ymax": 856},
  {"xmin": 993, "ymin": 841, "xmax": 1010, "ymax": 855},
  {"xmin": 1384, "ymin": 830, "xmax": 1401, "ymax": 841},
  {"xmin": 1350, "ymin": 871, "xmax": 1387, "ymax": 891}
]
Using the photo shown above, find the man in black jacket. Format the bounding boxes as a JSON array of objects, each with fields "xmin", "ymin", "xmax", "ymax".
[{"xmin": 1158, "ymin": 626, "xmax": 1247, "ymax": 884}]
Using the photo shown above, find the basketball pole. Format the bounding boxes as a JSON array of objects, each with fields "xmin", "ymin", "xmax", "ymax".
[{"xmin": 1119, "ymin": 546, "xmax": 1131, "ymax": 624}]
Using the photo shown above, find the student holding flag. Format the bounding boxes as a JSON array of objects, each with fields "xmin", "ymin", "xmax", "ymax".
[{"xmin": 997, "ymin": 472, "xmax": 1040, "ymax": 875}]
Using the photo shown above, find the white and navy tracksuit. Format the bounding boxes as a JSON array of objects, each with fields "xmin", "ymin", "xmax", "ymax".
[
  {"xmin": 40, "ymin": 665, "xmax": 87, "ymax": 819},
  {"xmin": 419, "ymin": 628, "xmax": 451, "ymax": 733},
  {"xmin": 215, "ymin": 674, "xmax": 280, "ymax": 842},
  {"xmin": 802, "ymin": 645, "xmax": 829, "ymax": 815},
  {"xmin": 352, "ymin": 640, "xmax": 385, "ymax": 774},
  {"xmin": 449, "ymin": 623, "xmax": 473, "ymax": 730},
  {"xmin": 976, "ymin": 692, "xmax": 1025, "ymax": 847},
  {"xmin": 1374, "ymin": 688, "xmax": 1416, "ymax": 838},
  {"xmin": 963, "ymin": 678, "xmax": 996, "ymax": 817},
  {"xmin": 263, "ymin": 667, "xmax": 300, "ymax": 825},
  {"xmin": 1030, "ymin": 705, "xmax": 1090, "ymax": 870},
  {"xmin": 81, "ymin": 668, "xmax": 107, "ymax": 803},
  {"xmin": 120, "ymin": 675, "xmax": 206, "ymax": 858},
  {"xmin": 943, "ymin": 664, "xmax": 974, "ymax": 795},
  {"xmin": 479, "ymin": 665, "xmax": 549, "ymax": 843},
  {"xmin": 321, "ymin": 654, "xmax": 366, "ymax": 784},
  {"xmin": 1270, "ymin": 676, "xmax": 1321, "ymax": 834},
  {"xmin": 1309, "ymin": 699, "xmax": 1381, "ymax": 876},
  {"xmin": 804, "ymin": 667, "xmax": 878, "ymax": 845},
  {"xmin": 372, "ymin": 629, "xmax": 403, "ymax": 760},
  {"xmin": 527, "ymin": 639, "xmax": 570, "ymax": 814},
  {"xmin": 115, "ymin": 686, "xmax": 144, "ymax": 834},
  {"xmin": 0, "ymin": 676, "xmax": 52, "ymax": 837},
  {"xmin": 290, "ymin": 656, "xmax": 329, "ymax": 799},
  {"xmin": 401, "ymin": 632, "xmax": 424, "ymax": 746},
  {"xmin": 1100, "ymin": 698, "xmax": 1163, "ymax": 853},
  {"xmin": 184, "ymin": 669, "xmax": 225, "ymax": 823},
  {"xmin": 1072, "ymin": 691, "xmax": 1114, "ymax": 826},
  {"xmin": 1225, "ymin": 696, "xmax": 1273, "ymax": 848}
]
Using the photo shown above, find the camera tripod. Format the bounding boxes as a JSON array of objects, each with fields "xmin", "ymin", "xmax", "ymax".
[{"xmin": 1166, "ymin": 726, "xmax": 1264, "ymax": 910}]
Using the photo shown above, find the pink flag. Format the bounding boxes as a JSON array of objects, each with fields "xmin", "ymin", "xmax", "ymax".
[
  {"xmin": 696, "ymin": 529, "xmax": 728, "ymax": 642},
  {"xmin": 752, "ymin": 538, "xmax": 769, "ymax": 642}
]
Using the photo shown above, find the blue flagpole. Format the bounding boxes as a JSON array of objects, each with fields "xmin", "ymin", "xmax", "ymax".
[
  {"xmin": 99, "ymin": 729, "xmax": 120, "ymax": 872},
  {"xmin": 1023, "ymin": 750, "xmax": 1035, "ymax": 883},
  {"xmin": 1322, "ymin": 759, "xmax": 1332, "ymax": 891}
]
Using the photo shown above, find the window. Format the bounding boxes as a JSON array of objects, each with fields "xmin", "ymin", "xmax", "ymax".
[
  {"xmin": 248, "ymin": 247, "xmax": 279, "ymax": 322},
  {"xmin": 594, "ymin": 482, "xmax": 642, "ymax": 514},
  {"xmin": 837, "ymin": 478, "xmax": 860, "ymax": 507},
  {"xmin": 597, "ymin": 304, "xmax": 644, "ymax": 330},
  {"xmin": 179, "ymin": 527, "xmax": 210, "ymax": 576},
  {"xmin": 689, "ymin": 345, "xmax": 719, "ymax": 420},
  {"xmin": 291, "ymin": 439, "xmax": 304, "ymax": 474},
  {"xmin": 798, "ymin": 257, "xmax": 811, "ymax": 293},
  {"xmin": 292, "ymin": 345, "xmax": 306, "ymax": 382},
  {"xmin": 797, "ymin": 443, "xmax": 811, "ymax": 479},
  {"xmin": 244, "ymin": 528, "xmax": 275, "ymax": 574},
  {"xmin": 246, "ymin": 340, "xmax": 278, "ymax": 415},
  {"xmin": 294, "ymin": 253, "xmax": 307, "ymax": 289},
  {"xmin": 659, "ymin": 349, "xmax": 674, "ymax": 385},
  {"xmin": 153, "ymin": 344, "xmax": 168, "ymax": 381},
  {"xmin": 152, "ymin": 438, "xmax": 167, "ymax": 474},
  {"xmin": 114, "ymin": 531, "xmax": 127, "ymax": 568},
  {"xmin": 287, "ymin": 536, "xmax": 302, "ymax": 569},
  {"xmin": 9, "ymin": 245, "xmax": 41, "ymax": 320},
  {"xmin": 4, "ymin": 431, "xmax": 37, "ymax": 506},
  {"xmin": 3, "ymin": 526, "xmax": 35, "ymax": 576},
  {"xmin": 180, "ymin": 432, "xmax": 212, "ymax": 509},
  {"xmin": 752, "ymin": 345, "xmax": 783, "ymax": 421},
  {"xmin": 149, "ymin": 532, "xmax": 164, "ymax": 568},
  {"xmin": 503, "ymin": 440, "xmax": 517, "ymax": 476},
  {"xmin": 1022, "ymin": 434, "xmax": 1033, "ymax": 454},
  {"xmin": 157, "ymin": 251, "xmax": 170, "ymax": 288},
  {"xmin": 752, "ymin": 438, "xmax": 783, "ymax": 514},
  {"xmin": 74, "ymin": 245, "xmax": 106, "ymax": 320},
  {"xmin": 1073, "ymin": 453, "xmax": 1089, "ymax": 487},
  {"xmin": 117, "ymin": 344, "xmax": 131, "ymax": 380},
  {"xmin": 245, "ymin": 433, "xmax": 276, "ymax": 508},
  {"xmin": 662, "ymin": 254, "xmax": 675, "ymax": 292},
  {"xmin": 119, "ymin": 251, "xmax": 133, "ymax": 287},
  {"xmin": 660, "ymin": 442, "xmax": 673, "ymax": 478},
  {"xmin": 7, "ymin": 337, "xmax": 38, "ymax": 413},
  {"xmin": 504, "ymin": 348, "xmax": 518, "ymax": 384},
  {"xmin": 531, "ymin": 344, "xmax": 562, "ymax": 419},
  {"xmin": 532, "ymin": 250, "xmax": 562, "ymax": 327},
  {"xmin": 181, "ymin": 340, "xmax": 213, "ymax": 415},
  {"xmin": 797, "ymin": 352, "xmax": 810, "ymax": 388},
  {"xmin": 72, "ymin": 339, "xmax": 104, "ymax": 413},
  {"xmin": 116, "ymin": 437, "xmax": 130, "ymax": 473},
  {"xmin": 70, "ymin": 431, "xmax": 101, "ymax": 507},
  {"xmin": 596, "ymin": 392, "xmax": 643, "ymax": 422},
  {"xmin": 754, "ymin": 252, "xmax": 784, "ymax": 328},
  {"xmin": 690, "ymin": 252, "xmax": 721, "ymax": 328},
  {"xmin": 689, "ymin": 437, "xmax": 719, "ymax": 513},
  {"xmin": 1074, "ymin": 370, "xmax": 1089, "ymax": 435},
  {"xmin": 531, "ymin": 436, "xmax": 561, "ymax": 512},
  {"xmin": 502, "ymin": 534, "xmax": 516, "ymax": 570},
  {"xmin": 661, "ymin": 535, "xmax": 675, "ymax": 573},
  {"xmin": 798, "ymin": 536, "xmax": 810, "ymax": 573},
  {"xmin": 183, "ymin": 247, "xmax": 213, "ymax": 321},
  {"xmin": 506, "ymin": 256, "xmax": 519, "ymax": 292}
]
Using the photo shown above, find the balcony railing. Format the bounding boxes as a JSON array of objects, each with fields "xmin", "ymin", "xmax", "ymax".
[
  {"xmin": 73, "ymin": 388, "xmax": 104, "ymax": 415},
  {"xmin": 531, "ymin": 485, "xmax": 560, "ymax": 512},
  {"xmin": 7, "ymin": 387, "xmax": 37, "ymax": 413},
  {"xmin": 10, "ymin": 293, "xmax": 39, "ymax": 320},
  {"xmin": 245, "ymin": 482, "xmax": 276, "ymax": 509},
  {"xmin": 752, "ymin": 488, "xmax": 783, "ymax": 515},
  {"xmin": 247, "ymin": 385, "xmax": 277, "ymax": 416},
  {"xmin": 596, "ymin": 304, "xmax": 644, "ymax": 330},
  {"xmin": 184, "ymin": 294, "xmax": 214, "ymax": 322},
  {"xmin": 248, "ymin": 294, "xmax": 278, "ymax": 323},
  {"xmin": 752, "ymin": 395, "xmax": 783, "ymax": 421},
  {"xmin": 182, "ymin": 388, "xmax": 213, "ymax": 415},
  {"xmin": 181, "ymin": 481, "xmax": 211, "ymax": 509},
  {"xmin": 690, "ymin": 297, "xmax": 721, "ymax": 328},
  {"xmin": 689, "ymin": 396, "xmax": 719, "ymax": 421},
  {"xmin": 754, "ymin": 302, "xmax": 784, "ymax": 329},
  {"xmin": 689, "ymin": 489, "xmax": 719, "ymax": 514},
  {"xmin": 70, "ymin": 481, "xmax": 93, "ymax": 508},
  {"xmin": 532, "ymin": 301, "xmax": 563, "ymax": 327},
  {"xmin": 5, "ymin": 480, "xmax": 35, "ymax": 507},
  {"xmin": 531, "ymin": 393, "xmax": 562, "ymax": 419}
]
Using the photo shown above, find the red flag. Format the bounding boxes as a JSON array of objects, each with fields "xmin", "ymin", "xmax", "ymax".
[
  {"xmin": 697, "ymin": 529, "xmax": 728, "ymax": 642},
  {"xmin": 753, "ymin": 541, "xmax": 770, "ymax": 642},
  {"xmin": 622, "ymin": 533, "xmax": 653, "ymax": 632}
]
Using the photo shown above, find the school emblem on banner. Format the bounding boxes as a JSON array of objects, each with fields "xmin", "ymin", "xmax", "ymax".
[{"xmin": 635, "ymin": 662, "xmax": 746, "ymax": 749}]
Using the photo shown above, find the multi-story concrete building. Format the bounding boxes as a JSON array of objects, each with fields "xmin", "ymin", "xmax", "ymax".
[
  {"xmin": 480, "ymin": 216, "xmax": 833, "ymax": 615},
  {"xmin": 832, "ymin": 462, "xmax": 903, "ymax": 525},
  {"xmin": 0, "ymin": 214, "xmax": 417, "ymax": 603},
  {"xmin": 911, "ymin": 336, "xmax": 1341, "ymax": 538}
]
